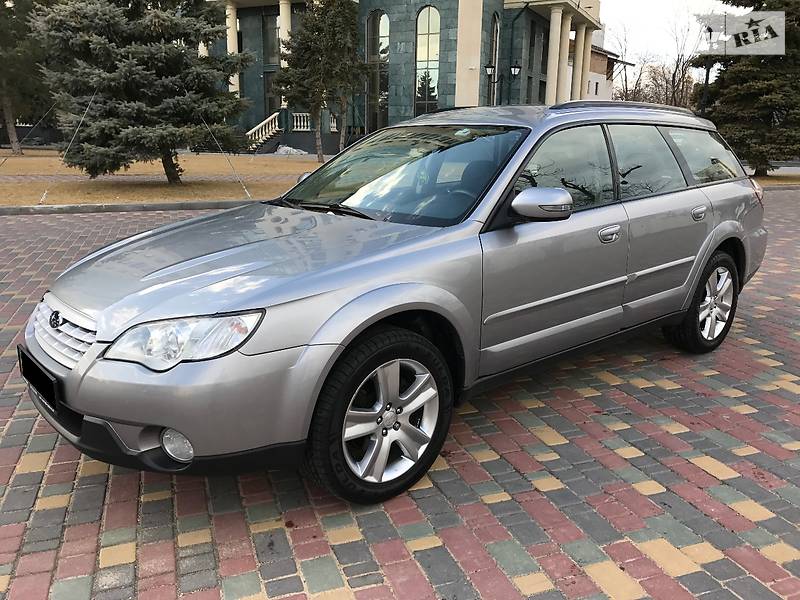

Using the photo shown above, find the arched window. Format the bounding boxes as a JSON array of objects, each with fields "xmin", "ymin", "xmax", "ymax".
[
  {"xmin": 488, "ymin": 14, "xmax": 500, "ymax": 105},
  {"xmin": 415, "ymin": 6, "xmax": 440, "ymax": 116},
  {"xmin": 366, "ymin": 11, "xmax": 390, "ymax": 132}
]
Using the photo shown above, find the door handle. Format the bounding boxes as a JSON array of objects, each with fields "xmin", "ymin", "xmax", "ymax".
[
  {"xmin": 598, "ymin": 224, "xmax": 621, "ymax": 244},
  {"xmin": 691, "ymin": 206, "xmax": 707, "ymax": 221}
]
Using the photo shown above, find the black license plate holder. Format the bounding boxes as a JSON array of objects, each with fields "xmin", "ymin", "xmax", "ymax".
[{"xmin": 17, "ymin": 345, "xmax": 61, "ymax": 414}]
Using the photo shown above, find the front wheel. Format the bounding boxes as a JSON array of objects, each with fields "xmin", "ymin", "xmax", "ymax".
[
  {"xmin": 662, "ymin": 251, "xmax": 739, "ymax": 353},
  {"xmin": 305, "ymin": 326, "xmax": 453, "ymax": 504}
]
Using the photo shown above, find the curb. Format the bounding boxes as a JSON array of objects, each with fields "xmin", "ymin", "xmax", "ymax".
[
  {"xmin": 763, "ymin": 185, "xmax": 800, "ymax": 192},
  {"xmin": 0, "ymin": 186, "xmax": 796, "ymax": 217},
  {"xmin": 0, "ymin": 199, "xmax": 253, "ymax": 216}
]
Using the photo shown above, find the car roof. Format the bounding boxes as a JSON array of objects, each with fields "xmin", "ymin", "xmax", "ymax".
[{"xmin": 402, "ymin": 101, "xmax": 716, "ymax": 131}]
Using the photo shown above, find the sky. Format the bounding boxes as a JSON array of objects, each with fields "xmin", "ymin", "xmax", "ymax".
[{"xmin": 598, "ymin": 0, "xmax": 750, "ymax": 61}]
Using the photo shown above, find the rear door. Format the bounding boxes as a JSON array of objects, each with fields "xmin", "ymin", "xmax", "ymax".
[
  {"xmin": 608, "ymin": 124, "xmax": 713, "ymax": 326},
  {"xmin": 479, "ymin": 125, "xmax": 628, "ymax": 376}
]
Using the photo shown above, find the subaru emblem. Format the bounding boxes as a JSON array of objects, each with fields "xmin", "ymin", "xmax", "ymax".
[{"xmin": 49, "ymin": 311, "xmax": 62, "ymax": 329}]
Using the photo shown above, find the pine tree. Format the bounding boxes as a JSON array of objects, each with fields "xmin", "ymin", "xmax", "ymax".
[
  {"xmin": 322, "ymin": 0, "xmax": 366, "ymax": 152},
  {"xmin": 30, "ymin": 0, "xmax": 250, "ymax": 183},
  {"xmin": 701, "ymin": 1, "xmax": 799, "ymax": 175},
  {"xmin": 0, "ymin": 0, "xmax": 52, "ymax": 155},
  {"xmin": 273, "ymin": 4, "xmax": 327, "ymax": 163},
  {"xmin": 273, "ymin": 0, "xmax": 365, "ymax": 161}
]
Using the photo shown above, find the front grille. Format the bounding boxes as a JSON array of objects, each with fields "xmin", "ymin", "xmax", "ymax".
[{"xmin": 31, "ymin": 300, "xmax": 97, "ymax": 369}]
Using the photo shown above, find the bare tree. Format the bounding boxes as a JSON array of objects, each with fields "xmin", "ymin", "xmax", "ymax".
[
  {"xmin": 609, "ymin": 13, "xmax": 700, "ymax": 108},
  {"xmin": 610, "ymin": 26, "xmax": 652, "ymax": 102},
  {"xmin": 663, "ymin": 15, "xmax": 701, "ymax": 107}
]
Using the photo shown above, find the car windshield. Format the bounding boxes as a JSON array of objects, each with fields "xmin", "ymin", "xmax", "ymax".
[{"xmin": 284, "ymin": 125, "xmax": 528, "ymax": 226}]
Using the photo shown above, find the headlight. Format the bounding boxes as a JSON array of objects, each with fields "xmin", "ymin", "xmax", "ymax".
[{"xmin": 105, "ymin": 312, "xmax": 262, "ymax": 371}]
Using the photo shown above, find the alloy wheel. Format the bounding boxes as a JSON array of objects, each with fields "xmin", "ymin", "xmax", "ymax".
[
  {"xmin": 341, "ymin": 359, "xmax": 439, "ymax": 483},
  {"xmin": 698, "ymin": 266, "xmax": 735, "ymax": 341}
]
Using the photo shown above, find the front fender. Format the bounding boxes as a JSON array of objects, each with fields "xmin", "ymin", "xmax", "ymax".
[
  {"xmin": 275, "ymin": 284, "xmax": 479, "ymax": 443},
  {"xmin": 308, "ymin": 283, "xmax": 479, "ymax": 385}
]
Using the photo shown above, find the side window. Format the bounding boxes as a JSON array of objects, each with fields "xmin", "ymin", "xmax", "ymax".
[
  {"xmin": 665, "ymin": 127, "xmax": 745, "ymax": 184},
  {"xmin": 608, "ymin": 125, "xmax": 686, "ymax": 200},
  {"xmin": 515, "ymin": 125, "xmax": 614, "ymax": 211}
]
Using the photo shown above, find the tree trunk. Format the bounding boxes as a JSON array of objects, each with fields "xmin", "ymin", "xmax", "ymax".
[
  {"xmin": 312, "ymin": 107, "xmax": 324, "ymax": 163},
  {"xmin": 338, "ymin": 95, "xmax": 348, "ymax": 153},
  {"xmin": 754, "ymin": 164, "xmax": 769, "ymax": 177},
  {"xmin": 160, "ymin": 150, "xmax": 182, "ymax": 184},
  {"xmin": 0, "ymin": 84, "xmax": 22, "ymax": 156}
]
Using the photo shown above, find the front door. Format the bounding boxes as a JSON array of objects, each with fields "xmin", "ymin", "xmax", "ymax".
[
  {"xmin": 264, "ymin": 72, "xmax": 280, "ymax": 117},
  {"xmin": 479, "ymin": 125, "xmax": 629, "ymax": 376}
]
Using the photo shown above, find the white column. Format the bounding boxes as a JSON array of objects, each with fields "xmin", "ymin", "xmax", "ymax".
[
  {"xmin": 226, "ymin": 0, "xmax": 239, "ymax": 94},
  {"xmin": 455, "ymin": 0, "xmax": 484, "ymax": 106},
  {"xmin": 571, "ymin": 23, "xmax": 586, "ymax": 100},
  {"xmin": 580, "ymin": 27, "xmax": 593, "ymax": 99},
  {"xmin": 198, "ymin": 42, "xmax": 209, "ymax": 57},
  {"xmin": 279, "ymin": 0, "xmax": 291, "ymax": 67},
  {"xmin": 544, "ymin": 6, "xmax": 562, "ymax": 105},
  {"xmin": 556, "ymin": 11, "xmax": 573, "ymax": 103}
]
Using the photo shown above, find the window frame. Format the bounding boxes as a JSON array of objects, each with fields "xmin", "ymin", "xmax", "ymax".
[
  {"xmin": 660, "ymin": 125, "xmax": 749, "ymax": 189},
  {"xmin": 484, "ymin": 122, "xmax": 618, "ymax": 232},
  {"xmin": 483, "ymin": 119, "xmax": 750, "ymax": 233},
  {"xmin": 366, "ymin": 9, "xmax": 390, "ymax": 133},
  {"xmin": 603, "ymin": 123, "xmax": 689, "ymax": 203},
  {"xmin": 261, "ymin": 6, "xmax": 281, "ymax": 66},
  {"xmin": 414, "ymin": 5, "xmax": 441, "ymax": 117}
]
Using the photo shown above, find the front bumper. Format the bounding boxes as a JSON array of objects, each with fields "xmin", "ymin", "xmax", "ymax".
[
  {"xmin": 23, "ymin": 375, "xmax": 305, "ymax": 474},
  {"xmin": 20, "ymin": 316, "xmax": 341, "ymax": 473}
]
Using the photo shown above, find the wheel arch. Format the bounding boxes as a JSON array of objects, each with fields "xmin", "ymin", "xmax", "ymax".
[
  {"xmin": 301, "ymin": 284, "xmax": 478, "ymax": 438},
  {"xmin": 715, "ymin": 236, "xmax": 747, "ymax": 287},
  {"xmin": 682, "ymin": 223, "xmax": 747, "ymax": 310}
]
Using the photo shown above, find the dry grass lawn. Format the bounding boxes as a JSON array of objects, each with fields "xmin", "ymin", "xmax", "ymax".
[
  {"xmin": 0, "ymin": 149, "xmax": 320, "ymax": 206},
  {"xmin": 1, "ymin": 149, "xmax": 795, "ymax": 207}
]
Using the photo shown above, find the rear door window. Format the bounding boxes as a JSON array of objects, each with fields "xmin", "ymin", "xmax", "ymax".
[
  {"xmin": 664, "ymin": 127, "xmax": 745, "ymax": 184},
  {"xmin": 608, "ymin": 124, "xmax": 687, "ymax": 200}
]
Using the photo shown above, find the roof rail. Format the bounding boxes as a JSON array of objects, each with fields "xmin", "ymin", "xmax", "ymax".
[
  {"xmin": 428, "ymin": 106, "xmax": 476, "ymax": 114},
  {"xmin": 551, "ymin": 100, "xmax": 696, "ymax": 116}
]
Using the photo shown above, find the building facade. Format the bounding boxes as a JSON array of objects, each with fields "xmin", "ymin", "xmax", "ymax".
[{"xmin": 223, "ymin": 0, "xmax": 605, "ymax": 151}]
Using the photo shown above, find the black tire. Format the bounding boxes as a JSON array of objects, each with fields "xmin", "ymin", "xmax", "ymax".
[
  {"xmin": 305, "ymin": 326, "xmax": 453, "ymax": 504},
  {"xmin": 662, "ymin": 251, "xmax": 739, "ymax": 354}
]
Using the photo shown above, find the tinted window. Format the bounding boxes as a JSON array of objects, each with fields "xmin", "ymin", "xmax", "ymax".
[
  {"xmin": 608, "ymin": 125, "xmax": 686, "ymax": 200},
  {"xmin": 515, "ymin": 125, "xmax": 614, "ymax": 211},
  {"xmin": 665, "ymin": 127, "xmax": 745, "ymax": 184}
]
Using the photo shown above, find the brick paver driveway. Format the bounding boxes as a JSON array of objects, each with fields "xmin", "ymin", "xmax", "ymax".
[{"xmin": 0, "ymin": 190, "xmax": 797, "ymax": 600}]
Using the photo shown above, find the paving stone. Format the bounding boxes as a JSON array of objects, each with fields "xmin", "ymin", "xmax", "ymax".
[
  {"xmin": 266, "ymin": 575, "xmax": 304, "ymax": 597},
  {"xmin": 0, "ymin": 196, "xmax": 797, "ymax": 600}
]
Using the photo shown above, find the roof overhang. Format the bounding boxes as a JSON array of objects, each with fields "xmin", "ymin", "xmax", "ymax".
[{"xmin": 503, "ymin": 0, "xmax": 602, "ymax": 31}]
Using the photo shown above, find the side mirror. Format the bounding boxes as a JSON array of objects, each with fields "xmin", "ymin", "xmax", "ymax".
[
  {"xmin": 297, "ymin": 172, "xmax": 311, "ymax": 183},
  {"xmin": 510, "ymin": 187, "xmax": 573, "ymax": 221}
]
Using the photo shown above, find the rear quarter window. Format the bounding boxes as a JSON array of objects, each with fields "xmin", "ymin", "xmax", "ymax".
[{"xmin": 664, "ymin": 127, "xmax": 745, "ymax": 184}]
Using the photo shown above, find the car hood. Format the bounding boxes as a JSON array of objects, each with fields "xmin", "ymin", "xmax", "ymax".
[{"xmin": 50, "ymin": 203, "xmax": 433, "ymax": 340}]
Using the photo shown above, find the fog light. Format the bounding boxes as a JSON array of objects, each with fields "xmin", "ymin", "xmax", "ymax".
[{"xmin": 161, "ymin": 428, "xmax": 194, "ymax": 463}]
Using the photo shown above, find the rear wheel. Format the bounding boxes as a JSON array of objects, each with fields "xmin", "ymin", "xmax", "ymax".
[
  {"xmin": 306, "ymin": 326, "xmax": 453, "ymax": 504},
  {"xmin": 662, "ymin": 251, "xmax": 739, "ymax": 353}
]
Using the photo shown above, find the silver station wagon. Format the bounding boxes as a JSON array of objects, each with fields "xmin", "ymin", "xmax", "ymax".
[{"xmin": 18, "ymin": 101, "xmax": 767, "ymax": 503}]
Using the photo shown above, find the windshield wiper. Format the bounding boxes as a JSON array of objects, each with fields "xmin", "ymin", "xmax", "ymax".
[
  {"xmin": 294, "ymin": 202, "xmax": 375, "ymax": 221},
  {"xmin": 265, "ymin": 198, "xmax": 375, "ymax": 221},
  {"xmin": 265, "ymin": 197, "xmax": 299, "ymax": 209}
]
